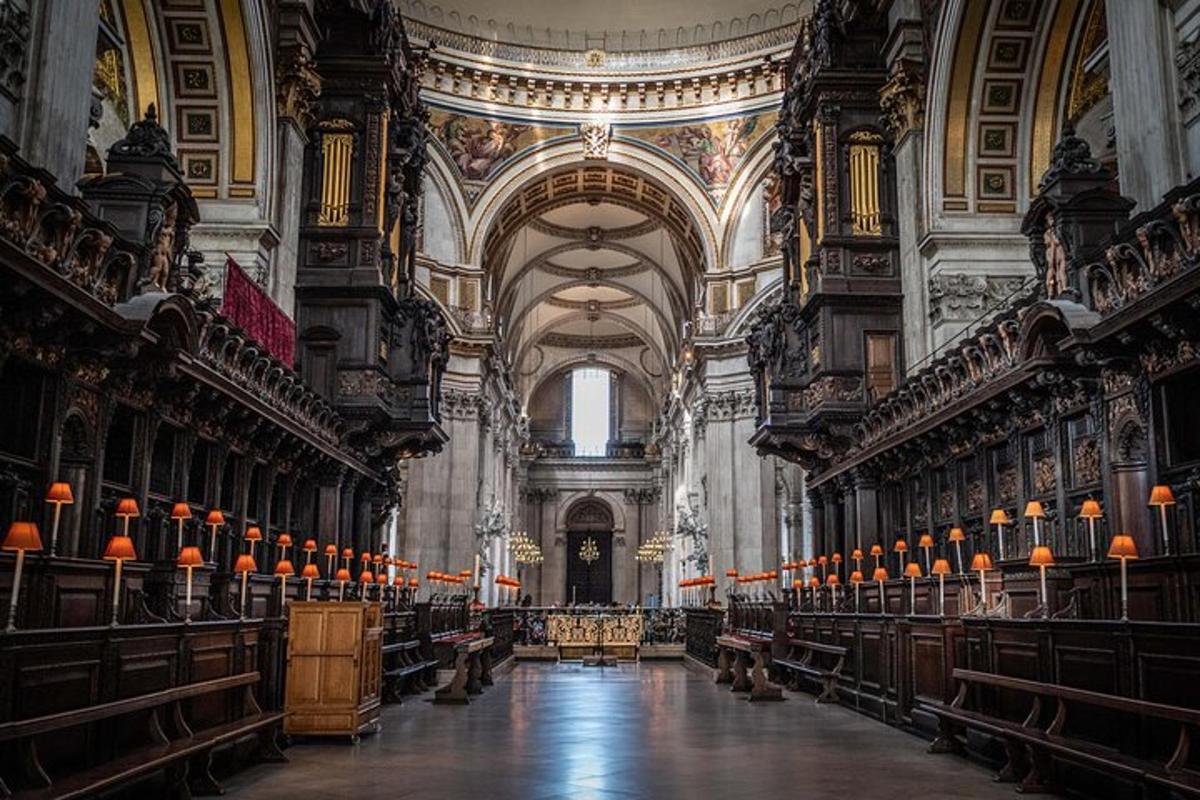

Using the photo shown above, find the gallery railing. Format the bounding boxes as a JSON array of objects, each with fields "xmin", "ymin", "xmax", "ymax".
[{"xmin": 511, "ymin": 607, "xmax": 686, "ymax": 646}]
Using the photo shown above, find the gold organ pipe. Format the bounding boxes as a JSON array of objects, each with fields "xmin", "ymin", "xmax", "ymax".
[{"xmin": 320, "ymin": 132, "xmax": 353, "ymax": 226}]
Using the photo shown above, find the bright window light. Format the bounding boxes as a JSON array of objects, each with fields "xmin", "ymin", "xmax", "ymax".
[{"xmin": 571, "ymin": 368, "xmax": 610, "ymax": 457}]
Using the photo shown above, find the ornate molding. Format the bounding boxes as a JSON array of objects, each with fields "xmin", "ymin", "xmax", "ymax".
[
  {"xmin": 276, "ymin": 46, "xmax": 322, "ymax": 129},
  {"xmin": 879, "ymin": 57, "xmax": 925, "ymax": 140},
  {"xmin": 928, "ymin": 273, "xmax": 1027, "ymax": 324}
]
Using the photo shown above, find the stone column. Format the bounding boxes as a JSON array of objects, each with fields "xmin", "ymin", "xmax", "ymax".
[
  {"xmin": 541, "ymin": 494, "xmax": 563, "ymax": 605},
  {"xmin": 882, "ymin": 7, "xmax": 929, "ymax": 371},
  {"xmin": 1106, "ymin": 0, "xmax": 1185, "ymax": 210},
  {"xmin": 17, "ymin": 0, "xmax": 98, "ymax": 189}
]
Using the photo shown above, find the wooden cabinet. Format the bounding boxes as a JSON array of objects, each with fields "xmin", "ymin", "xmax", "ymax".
[{"xmin": 284, "ymin": 601, "xmax": 382, "ymax": 739}]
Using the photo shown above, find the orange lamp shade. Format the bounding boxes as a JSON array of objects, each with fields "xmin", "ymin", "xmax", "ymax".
[
  {"xmin": 904, "ymin": 562, "xmax": 923, "ymax": 578},
  {"xmin": 115, "ymin": 498, "xmax": 140, "ymax": 517},
  {"xmin": 2, "ymin": 522, "xmax": 43, "ymax": 551},
  {"xmin": 893, "ymin": 539, "xmax": 908, "ymax": 553},
  {"xmin": 245, "ymin": 527, "xmax": 263, "ymax": 542},
  {"xmin": 303, "ymin": 539, "xmax": 317, "ymax": 552},
  {"xmin": 342, "ymin": 548, "xmax": 354, "ymax": 559},
  {"xmin": 1148, "ymin": 485, "xmax": 1176, "ymax": 506},
  {"xmin": 176, "ymin": 546, "xmax": 204, "ymax": 567},
  {"xmin": 170, "ymin": 503, "xmax": 192, "ymax": 520},
  {"xmin": 872, "ymin": 567, "xmax": 889, "ymax": 582},
  {"xmin": 826, "ymin": 574, "xmax": 840, "ymax": 586},
  {"xmin": 1024, "ymin": 500, "xmax": 1046, "ymax": 519},
  {"xmin": 376, "ymin": 573, "xmax": 387, "ymax": 585},
  {"xmin": 233, "ymin": 554, "xmax": 258, "ymax": 573},
  {"xmin": 323, "ymin": 544, "xmax": 337, "ymax": 556},
  {"xmin": 336, "ymin": 568, "xmax": 352, "ymax": 582},
  {"xmin": 274, "ymin": 560, "xmax": 295, "ymax": 577},
  {"xmin": 808, "ymin": 577, "xmax": 820, "ymax": 588},
  {"xmin": 948, "ymin": 527, "xmax": 965, "ymax": 542},
  {"xmin": 408, "ymin": 578, "xmax": 419, "ymax": 587},
  {"xmin": 989, "ymin": 509, "xmax": 1009, "ymax": 525},
  {"xmin": 1029, "ymin": 546, "xmax": 1055, "ymax": 567},
  {"xmin": 832, "ymin": 553, "xmax": 842, "ymax": 563},
  {"xmin": 359, "ymin": 569, "xmax": 372, "ymax": 583},
  {"xmin": 393, "ymin": 575, "xmax": 406, "ymax": 586},
  {"xmin": 918, "ymin": 534, "xmax": 934, "ymax": 548},
  {"xmin": 931, "ymin": 558, "xmax": 952, "ymax": 576},
  {"xmin": 817, "ymin": 555, "xmax": 828, "ymax": 565},
  {"xmin": 45, "ymin": 483, "xmax": 74, "ymax": 504},
  {"xmin": 1108, "ymin": 534, "xmax": 1139, "ymax": 559},
  {"xmin": 276, "ymin": 533, "xmax": 293, "ymax": 548},
  {"xmin": 851, "ymin": 548, "xmax": 863, "ymax": 560},
  {"xmin": 360, "ymin": 552, "xmax": 371, "ymax": 563},
  {"xmin": 458, "ymin": 568, "xmax": 471, "ymax": 577},
  {"xmin": 850, "ymin": 570, "xmax": 864, "ymax": 584},
  {"xmin": 378, "ymin": 556, "xmax": 389, "ymax": 566},
  {"xmin": 301, "ymin": 563, "xmax": 320, "ymax": 579},
  {"xmin": 869, "ymin": 544, "xmax": 884, "ymax": 557},
  {"xmin": 726, "ymin": 568, "xmax": 738, "ymax": 577},
  {"xmin": 205, "ymin": 509, "xmax": 225, "ymax": 526},
  {"xmin": 1078, "ymin": 499, "xmax": 1103, "ymax": 519},
  {"xmin": 103, "ymin": 535, "xmax": 137, "ymax": 561},
  {"xmin": 808, "ymin": 558, "xmax": 817, "ymax": 567},
  {"xmin": 970, "ymin": 553, "xmax": 994, "ymax": 572}
]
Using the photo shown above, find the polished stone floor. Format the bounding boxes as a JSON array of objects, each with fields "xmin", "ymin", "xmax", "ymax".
[{"xmin": 228, "ymin": 662, "xmax": 1012, "ymax": 799}]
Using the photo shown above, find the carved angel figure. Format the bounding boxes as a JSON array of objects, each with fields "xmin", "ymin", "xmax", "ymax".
[
  {"xmin": 1043, "ymin": 212, "xmax": 1069, "ymax": 298},
  {"xmin": 146, "ymin": 202, "xmax": 178, "ymax": 292}
]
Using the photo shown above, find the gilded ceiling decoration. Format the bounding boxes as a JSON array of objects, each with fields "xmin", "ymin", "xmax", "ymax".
[{"xmin": 620, "ymin": 112, "xmax": 777, "ymax": 193}]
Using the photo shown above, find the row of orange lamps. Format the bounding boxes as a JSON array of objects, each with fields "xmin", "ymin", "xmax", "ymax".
[
  {"xmin": 680, "ymin": 575, "xmax": 715, "ymax": 605},
  {"xmin": 495, "ymin": 575, "xmax": 521, "ymax": 604}
]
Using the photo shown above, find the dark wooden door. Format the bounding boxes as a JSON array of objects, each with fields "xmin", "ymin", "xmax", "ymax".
[{"xmin": 566, "ymin": 531, "xmax": 612, "ymax": 604}]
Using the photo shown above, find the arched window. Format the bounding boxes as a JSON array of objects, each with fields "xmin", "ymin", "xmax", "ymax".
[{"xmin": 570, "ymin": 367, "xmax": 611, "ymax": 457}]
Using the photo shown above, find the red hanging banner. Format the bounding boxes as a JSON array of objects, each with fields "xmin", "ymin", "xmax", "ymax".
[{"xmin": 220, "ymin": 256, "xmax": 295, "ymax": 367}]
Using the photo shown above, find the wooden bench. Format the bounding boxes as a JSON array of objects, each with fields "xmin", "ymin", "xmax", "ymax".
[
  {"xmin": 715, "ymin": 634, "xmax": 782, "ymax": 702},
  {"xmin": 0, "ymin": 671, "xmax": 285, "ymax": 799},
  {"xmin": 774, "ymin": 639, "xmax": 848, "ymax": 704},
  {"xmin": 921, "ymin": 668, "xmax": 1200, "ymax": 796},
  {"xmin": 434, "ymin": 635, "xmax": 495, "ymax": 705},
  {"xmin": 381, "ymin": 639, "xmax": 438, "ymax": 703}
]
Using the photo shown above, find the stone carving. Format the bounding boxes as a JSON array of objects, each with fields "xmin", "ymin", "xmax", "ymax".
[
  {"xmin": 144, "ymin": 201, "xmax": 177, "ymax": 292},
  {"xmin": 965, "ymin": 480, "xmax": 983, "ymax": 514},
  {"xmin": 675, "ymin": 503, "xmax": 709, "ymax": 575},
  {"xmin": 579, "ymin": 121, "xmax": 610, "ymax": 159},
  {"xmin": 1178, "ymin": 38, "xmax": 1200, "ymax": 119},
  {"xmin": 938, "ymin": 488, "xmax": 955, "ymax": 521},
  {"xmin": 0, "ymin": 0, "xmax": 29, "ymax": 101},
  {"xmin": 879, "ymin": 57, "xmax": 925, "ymax": 139},
  {"xmin": 473, "ymin": 498, "xmax": 507, "ymax": 575},
  {"xmin": 928, "ymin": 273, "xmax": 1027, "ymax": 323},
  {"xmin": 276, "ymin": 47, "xmax": 321, "ymax": 128},
  {"xmin": 338, "ymin": 370, "xmax": 385, "ymax": 398}
]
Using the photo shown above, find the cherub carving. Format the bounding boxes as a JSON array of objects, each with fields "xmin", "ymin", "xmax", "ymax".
[{"xmin": 146, "ymin": 202, "xmax": 177, "ymax": 292}]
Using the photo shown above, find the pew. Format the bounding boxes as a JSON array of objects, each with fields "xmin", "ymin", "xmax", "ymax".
[
  {"xmin": 0, "ymin": 671, "xmax": 285, "ymax": 799},
  {"xmin": 715, "ymin": 634, "xmax": 782, "ymax": 701},
  {"xmin": 434, "ymin": 635, "xmax": 495, "ymax": 705},
  {"xmin": 774, "ymin": 639, "xmax": 848, "ymax": 703},
  {"xmin": 381, "ymin": 640, "xmax": 439, "ymax": 703},
  {"xmin": 921, "ymin": 668, "xmax": 1200, "ymax": 796}
]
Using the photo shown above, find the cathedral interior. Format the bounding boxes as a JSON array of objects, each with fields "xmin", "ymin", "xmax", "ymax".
[{"xmin": 2, "ymin": 0, "xmax": 1200, "ymax": 797}]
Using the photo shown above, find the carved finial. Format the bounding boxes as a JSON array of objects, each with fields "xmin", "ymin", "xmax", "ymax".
[
  {"xmin": 107, "ymin": 103, "xmax": 176, "ymax": 162},
  {"xmin": 1037, "ymin": 120, "xmax": 1103, "ymax": 193}
]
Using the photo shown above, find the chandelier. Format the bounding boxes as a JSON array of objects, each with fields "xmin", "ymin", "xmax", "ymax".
[
  {"xmin": 509, "ymin": 530, "xmax": 543, "ymax": 565},
  {"xmin": 636, "ymin": 529, "xmax": 672, "ymax": 564},
  {"xmin": 578, "ymin": 536, "xmax": 600, "ymax": 564}
]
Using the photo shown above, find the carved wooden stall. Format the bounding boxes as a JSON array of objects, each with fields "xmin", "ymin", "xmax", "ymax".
[{"xmin": 0, "ymin": 2, "xmax": 444, "ymax": 795}]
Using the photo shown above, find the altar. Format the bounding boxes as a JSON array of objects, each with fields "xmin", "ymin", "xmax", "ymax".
[{"xmin": 546, "ymin": 611, "xmax": 645, "ymax": 660}]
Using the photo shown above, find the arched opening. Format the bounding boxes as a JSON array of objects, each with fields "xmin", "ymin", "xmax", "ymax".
[{"xmin": 565, "ymin": 498, "xmax": 614, "ymax": 605}]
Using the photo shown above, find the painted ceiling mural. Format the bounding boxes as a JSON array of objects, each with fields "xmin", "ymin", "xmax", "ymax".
[
  {"xmin": 426, "ymin": 106, "xmax": 777, "ymax": 204},
  {"xmin": 428, "ymin": 108, "xmax": 573, "ymax": 184},
  {"xmin": 619, "ymin": 111, "xmax": 776, "ymax": 194}
]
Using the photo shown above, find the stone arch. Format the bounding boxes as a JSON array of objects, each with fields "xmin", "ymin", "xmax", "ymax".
[{"xmin": 555, "ymin": 490, "xmax": 627, "ymax": 535}]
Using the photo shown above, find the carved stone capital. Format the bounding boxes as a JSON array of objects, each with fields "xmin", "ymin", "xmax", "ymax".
[{"xmin": 879, "ymin": 57, "xmax": 925, "ymax": 140}]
